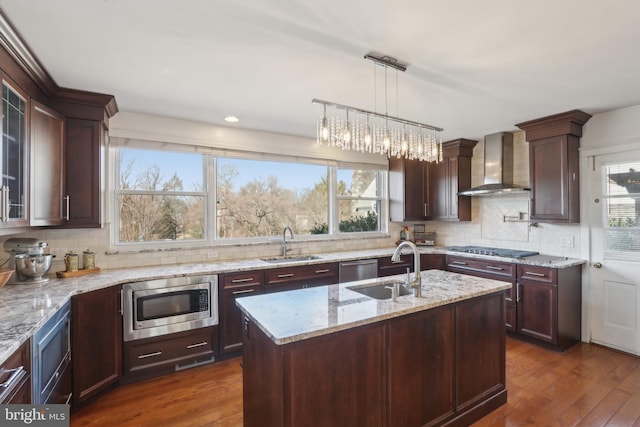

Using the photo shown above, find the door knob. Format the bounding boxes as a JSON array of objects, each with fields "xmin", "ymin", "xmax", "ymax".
[{"xmin": 593, "ymin": 262, "xmax": 603, "ymax": 269}]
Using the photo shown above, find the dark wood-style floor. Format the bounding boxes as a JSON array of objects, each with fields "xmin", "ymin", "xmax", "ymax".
[{"xmin": 71, "ymin": 337, "xmax": 640, "ymax": 427}]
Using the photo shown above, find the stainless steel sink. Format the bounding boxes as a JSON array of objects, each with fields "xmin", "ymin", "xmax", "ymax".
[
  {"xmin": 347, "ymin": 280, "xmax": 412, "ymax": 300},
  {"xmin": 261, "ymin": 255, "xmax": 321, "ymax": 263}
]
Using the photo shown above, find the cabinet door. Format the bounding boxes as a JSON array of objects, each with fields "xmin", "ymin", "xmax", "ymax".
[
  {"xmin": 377, "ymin": 254, "xmax": 414, "ymax": 277},
  {"xmin": 62, "ymin": 119, "xmax": 102, "ymax": 228},
  {"xmin": 529, "ymin": 135, "xmax": 580, "ymax": 222},
  {"xmin": 72, "ymin": 285, "xmax": 122, "ymax": 407},
  {"xmin": 0, "ymin": 339, "xmax": 31, "ymax": 404},
  {"xmin": 420, "ymin": 253, "xmax": 445, "ymax": 270},
  {"xmin": 30, "ymin": 101, "xmax": 65, "ymax": 226},
  {"xmin": 517, "ymin": 281, "xmax": 557, "ymax": 343},
  {"xmin": 220, "ymin": 271, "xmax": 263, "ymax": 355},
  {"xmin": 429, "ymin": 159, "xmax": 449, "ymax": 219},
  {"xmin": 388, "ymin": 305, "xmax": 455, "ymax": 426},
  {"xmin": 389, "ymin": 158, "xmax": 429, "ymax": 221},
  {"xmin": 0, "ymin": 77, "xmax": 29, "ymax": 228}
]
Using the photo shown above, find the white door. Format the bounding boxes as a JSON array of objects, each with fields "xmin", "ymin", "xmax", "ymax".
[{"xmin": 588, "ymin": 151, "xmax": 640, "ymax": 355}]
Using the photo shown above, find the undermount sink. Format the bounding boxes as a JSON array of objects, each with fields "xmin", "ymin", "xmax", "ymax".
[
  {"xmin": 347, "ymin": 280, "xmax": 412, "ymax": 300},
  {"xmin": 261, "ymin": 255, "xmax": 321, "ymax": 263}
]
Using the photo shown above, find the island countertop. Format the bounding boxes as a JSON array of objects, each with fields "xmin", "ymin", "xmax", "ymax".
[{"xmin": 236, "ymin": 269, "xmax": 511, "ymax": 345}]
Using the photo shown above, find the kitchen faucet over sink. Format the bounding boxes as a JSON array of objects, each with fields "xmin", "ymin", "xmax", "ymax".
[
  {"xmin": 282, "ymin": 226, "xmax": 294, "ymax": 256},
  {"xmin": 391, "ymin": 241, "xmax": 422, "ymax": 297}
]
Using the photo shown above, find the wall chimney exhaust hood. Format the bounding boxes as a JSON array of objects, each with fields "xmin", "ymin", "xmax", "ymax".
[{"xmin": 458, "ymin": 132, "xmax": 530, "ymax": 196}]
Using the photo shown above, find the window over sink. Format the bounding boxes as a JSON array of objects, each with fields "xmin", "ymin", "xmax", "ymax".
[{"xmin": 111, "ymin": 144, "xmax": 387, "ymax": 248}]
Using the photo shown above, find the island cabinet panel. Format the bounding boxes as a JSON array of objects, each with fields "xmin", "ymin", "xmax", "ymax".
[
  {"xmin": 264, "ymin": 262, "xmax": 338, "ymax": 293},
  {"xmin": 242, "ymin": 290, "xmax": 507, "ymax": 427},
  {"xmin": 72, "ymin": 285, "xmax": 122, "ymax": 408},
  {"xmin": 387, "ymin": 305, "xmax": 455, "ymax": 426},
  {"xmin": 219, "ymin": 270, "xmax": 264, "ymax": 356},
  {"xmin": 455, "ymin": 293, "xmax": 506, "ymax": 416},
  {"xmin": 243, "ymin": 320, "xmax": 385, "ymax": 427}
]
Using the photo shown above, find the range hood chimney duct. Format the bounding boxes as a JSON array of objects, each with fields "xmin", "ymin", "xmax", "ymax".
[{"xmin": 458, "ymin": 132, "xmax": 529, "ymax": 196}]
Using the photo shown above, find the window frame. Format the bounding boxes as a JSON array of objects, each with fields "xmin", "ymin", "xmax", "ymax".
[{"xmin": 110, "ymin": 142, "xmax": 388, "ymax": 250}]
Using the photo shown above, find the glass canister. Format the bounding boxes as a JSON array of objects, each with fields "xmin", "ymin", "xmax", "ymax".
[
  {"xmin": 64, "ymin": 251, "xmax": 79, "ymax": 272},
  {"xmin": 83, "ymin": 249, "xmax": 96, "ymax": 270}
]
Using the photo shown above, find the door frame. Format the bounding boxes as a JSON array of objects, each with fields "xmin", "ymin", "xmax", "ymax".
[{"xmin": 580, "ymin": 138, "xmax": 640, "ymax": 345}]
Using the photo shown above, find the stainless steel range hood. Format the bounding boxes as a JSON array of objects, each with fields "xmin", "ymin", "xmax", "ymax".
[{"xmin": 458, "ymin": 132, "xmax": 530, "ymax": 196}]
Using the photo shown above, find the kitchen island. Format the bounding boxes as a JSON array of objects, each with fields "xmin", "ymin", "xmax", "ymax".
[{"xmin": 237, "ymin": 269, "xmax": 511, "ymax": 427}]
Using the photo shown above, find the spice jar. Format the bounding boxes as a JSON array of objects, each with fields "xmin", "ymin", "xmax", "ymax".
[
  {"xmin": 83, "ymin": 249, "xmax": 95, "ymax": 270},
  {"xmin": 64, "ymin": 251, "xmax": 79, "ymax": 272}
]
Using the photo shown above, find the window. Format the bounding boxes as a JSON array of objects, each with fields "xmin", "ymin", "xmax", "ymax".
[
  {"xmin": 112, "ymin": 144, "xmax": 387, "ymax": 247},
  {"xmin": 603, "ymin": 161, "xmax": 640, "ymax": 253},
  {"xmin": 115, "ymin": 148, "xmax": 207, "ymax": 244}
]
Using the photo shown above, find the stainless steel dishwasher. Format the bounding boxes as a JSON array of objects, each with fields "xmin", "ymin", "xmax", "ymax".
[{"xmin": 338, "ymin": 259, "xmax": 378, "ymax": 283}]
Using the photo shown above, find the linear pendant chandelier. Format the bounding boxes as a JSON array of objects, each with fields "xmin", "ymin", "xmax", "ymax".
[{"xmin": 313, "ymin": 52, "xmax": 443, "ymax": 162}]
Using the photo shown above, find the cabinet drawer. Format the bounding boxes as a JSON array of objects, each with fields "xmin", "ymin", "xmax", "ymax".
[
  {"xmin": 446, "ymin": 255, "xmax": 516, "ymax": 281},
  {"xmin": 221, "ymin": 271, "xmax": 264, "ymax": 289},
  {"xmin": 518, "ymin": 265, "xmax": 557, "ymax": 284},
  {"xmin": 0, "ymin": 340, "xmax": 31, "ymax": 404},
  {"xmin": 126, "ymin": 327, "xmax": 215, "ymax": 371},
  {"xmin": 378, "ymin": 254, "xmax": 414, "ymax": 277},
  {"xmin": 265, "ymin": 263, "xmax": 337, "ymax": 286}
]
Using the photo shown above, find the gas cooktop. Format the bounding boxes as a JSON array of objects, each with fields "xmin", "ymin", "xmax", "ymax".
[{"xmin": 447, "ymin": 246, "xmax": 539, "ymax": 259}]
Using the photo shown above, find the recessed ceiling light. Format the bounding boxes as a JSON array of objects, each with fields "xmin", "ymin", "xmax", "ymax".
[{"xmin": 224, "ymin": 116, "xmax": 239, "ymax": 123}]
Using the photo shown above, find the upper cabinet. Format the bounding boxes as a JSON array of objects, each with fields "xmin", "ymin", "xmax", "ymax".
[
  {"xmin": 30, "ymin": 100, "xmax": 65, "ymax": 226},
  {"xmin": 516, "ymin": 110, "xmax": 591, "ymax": 223},
  {"xmin": 1, "ymin": 77, "xmax": 29, "ymax": 228},
  {"xmin": 389, "ymin": 158, "xmax": 431, "ymax": 222},
  {"xmin": 429, "ymin": 139, "xmax": 477, "ymax": 221},
  {"xmin": 0, "ymin": 11, "xmax": 117, "ymax": 230}
]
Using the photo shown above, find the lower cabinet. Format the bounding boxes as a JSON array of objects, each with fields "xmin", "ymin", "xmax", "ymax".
[
  {"xmin": 516, "ymin": 264, "xmax": 581, "ymax": 350},
  {"xmin": 219, "ymin": 270, "xmax": 264, "ymax": 356},
  {"xmin": 420, "ymin": 253, "xmax": 445, "ymax": 270},
  {"xmin": 0, "ymin": 340, "xmax": 31, "ymax": 404},
  {"xmin": 264, "ymin": 262, "xmax": 338, "ymax": 293},
  {"xmin": 242, "ymin": 292, "xmax": 506, "ymax": 427},
  {"xmin": 72, "ymin": 285, "xmax": 122, "ymax": 407},
  {"xmin": 377, "ymin": 254, "xmax": 414, "ymax": 277},
  {"xmin": 122, "ymin": 326, "xmax": 217, "ymax": 383}
]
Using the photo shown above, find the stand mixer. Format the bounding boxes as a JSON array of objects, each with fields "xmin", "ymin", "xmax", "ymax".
[{"xmin": 3, "ymin": 238, "xmax": 53, "ymax": 284}]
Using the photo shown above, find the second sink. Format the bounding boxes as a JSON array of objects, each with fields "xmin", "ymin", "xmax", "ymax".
[{"xmin": 347, "ymin": 281, "xmax": 412, "ymax": 300}]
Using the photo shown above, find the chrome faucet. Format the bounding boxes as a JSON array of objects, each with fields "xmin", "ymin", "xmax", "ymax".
[
  {"xmin": 282, "ymin": 226, "xmax": 294, "ymax": 256},
  {"xmin": 391, "ymin": 240, "xmax": 422, "ymax": 297}
]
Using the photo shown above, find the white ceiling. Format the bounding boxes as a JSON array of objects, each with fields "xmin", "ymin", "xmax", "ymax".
[{"xmin": 2, "ymin": 0, "xmax": 640, "ymax": 141}]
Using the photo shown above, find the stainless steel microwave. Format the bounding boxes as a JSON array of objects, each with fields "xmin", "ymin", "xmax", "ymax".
[{"xmin": 122, "ymin": 275, "xmax": 218, "ymax": 342}]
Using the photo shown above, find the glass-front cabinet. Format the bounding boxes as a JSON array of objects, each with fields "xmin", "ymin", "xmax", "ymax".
[{"xmin": 1, "ymin": 77, "xmax": 29, "ymax": 227}]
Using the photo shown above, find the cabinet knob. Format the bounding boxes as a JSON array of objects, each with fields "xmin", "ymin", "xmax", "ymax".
[{"xmin": 593, "ymin": 262, "xmax": 603, "ymax": 269}]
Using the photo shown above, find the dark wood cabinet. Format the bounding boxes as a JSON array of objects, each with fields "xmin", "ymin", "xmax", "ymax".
[
  {"xmin": 72, "ymin": 285, "xmax": 122, "ymax": 407},
  {"xmin": 123, "ymin": 326, "xmax": 217, "ymax": 383},
  {"xmin": 429, "ymin": 139, "xmax": 477, "ymax": 221},
  {"xmin": 30, "ymin": 100, "xmax": 65, "ymax": 226},
  {"xmin": 242, "ymin": 290, "xmax": 506, "ymax": 427},
  {"xmin": 377, "ymin": 254, "xmax": 414, "ymax": 276},
  {"xmin": 389, "ymin": 157, "xmax": 430, "ymax": 221},
  {"xmin": 516, "ymin": 264, "xmax": 581, "ymax": 350},
  {"xmin": 420, "ymin": 253, "xmax": 445, "ymax": 270},
  {"xmin": 446, "ymin": 255, "xmax": 516, "ymax": 332},
  {"xmin": 516, "ymin": 110, "xmax": 591, "ymax": 223},
  {"xmin": 219, "ymin": 270, "xmax": 264, "ymax": 356},
  {"xmin": 264, "ymin": 262, "xmax": 338, "ymax": 293},
  {"xmin": 388, "ymin": 305, "xmax": 455, "ymax": 426},
  {"xmin": 62, "ymin": 118, "xmax": 103, "ymax": 228},
  {"xmin": 0, "ymin": 339, "xmax": 31, "ymax": 404}
]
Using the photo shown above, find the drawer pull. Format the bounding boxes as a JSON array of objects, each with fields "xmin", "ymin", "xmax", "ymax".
[
  {"xmin": 232, "ymin": 289, "xmax": 256, "ymax": 295},
  {"xmin": 277, "ymin": 273, "xmax": 295, "ymax": 278},
  {"xmin": 138, "ymin": 351, "xmax": 163, "ymax": 359},
  {"xmin": 524, "ymin": 272, "xmax": 546, "ymax": 277},
  {"xmin": 314, "ymin": 269, "xmax": 330, "ymax": 274},
  {"xmin": 231, "ymin": 278, "xmax": 255, "ymax": 283},
  {"xmin": 452, "ymin": 261, "xmax": 467, "ymax": 265},
  {"xmin": 187, "ymin": 341, "xmax": 208, "ymax": 349},
  {"xmin": 0, "ymin": 366, "xmax": 23, "ymax": 389},
  {"xmin": 486, "ymin": 266, "xmax": 504, "ymax": 271}
]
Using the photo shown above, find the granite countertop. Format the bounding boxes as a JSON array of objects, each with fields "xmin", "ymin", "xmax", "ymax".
[
  {"xmin": 236, "ymin": 269, "xmax": 512, "ymax": 345},
  {"xmin": 0, "ymin": 245, "xmax": 584, "ymax": 365}
]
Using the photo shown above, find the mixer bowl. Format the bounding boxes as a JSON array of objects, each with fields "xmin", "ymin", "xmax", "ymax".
[{"xmin": 14, "ymin": 253, "xmax": 53, "ymax": 282}]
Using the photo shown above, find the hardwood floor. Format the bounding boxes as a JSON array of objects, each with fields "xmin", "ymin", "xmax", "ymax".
[{"xmin": 71, "ymin": 337, "xmax": 640, "ymax": 427}]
